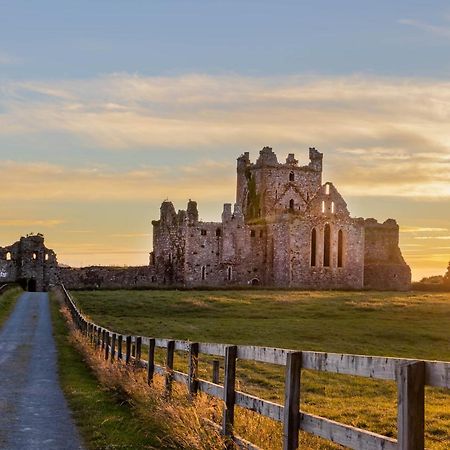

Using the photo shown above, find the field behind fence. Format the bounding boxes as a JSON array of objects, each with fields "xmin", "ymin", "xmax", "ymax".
[{"xmin": 61, "ymin": 285, "xmax": 450, "ymax": 450}]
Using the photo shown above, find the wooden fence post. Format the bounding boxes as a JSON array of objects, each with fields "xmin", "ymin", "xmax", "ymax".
[
  {"xmin": 147, "ymin": 338, "xmax": 156, "ymax": 384},
  {"xmin": 104, "ymin": 332, "xmax": 110, "ymax": 360},
  {"xmin": 397, "ymin": 361, "xmax": 425, "ymax": 450},
  {"xmin": 189, "ymin": 343, "xmax": 199, "ymax": 396},
  {"xmin": 222, "ymin": 345, "xmax": 237, "ymax": 438},
  {"xmin": 212, "ymin": 360, "xmax": 220, "ymax": 384},
  {"xmin": 118, "ymin": 335, "xmax": 123, "ymax": 360},
  {"xmin": 283, "ymin": 351, "xmax": 302, "ymax": 450},
  {"xmin": 165, "ymin": 340, "xmax": 175, "ymax": 397},
  {"xmin": 101, "ymin": 329, "xmax": 106, "ymax": 350},
  {"xmin": 96, "ymin": 327, "xmax": 101, "ymax": 349},
  {"xmin": 125, "ymin": 336, "xmax": 132, "ymax": 364},
  {"xmin": 135, "ymin": 337, "xmax": 142, "ymax": 366},
  {"xmin": 111, "ymin": 333, "xmax": 116, "ymax": 361}
]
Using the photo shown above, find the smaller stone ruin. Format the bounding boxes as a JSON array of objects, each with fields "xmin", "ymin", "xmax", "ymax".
[{"xmin": 0, "ymin": 234, "xmax": 59, "ymax": 292}]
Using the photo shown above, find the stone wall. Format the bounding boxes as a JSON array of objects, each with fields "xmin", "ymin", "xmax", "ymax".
[
  {"xmin": 60, "ymin": 266, "xmax": 157, "ymax": 290},
  {"xmin": 363, "ymin": 219, "xmax": 411, "ymax": 290}
]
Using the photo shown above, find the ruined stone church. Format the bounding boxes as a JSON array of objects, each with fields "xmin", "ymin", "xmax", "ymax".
[
  {"xmin": 151, "ymin": 147, "xmax": 411, "ymax": 290},
  {"xmin": 0, "ymin": 147, "xmax": 411, "ymax": 291}
]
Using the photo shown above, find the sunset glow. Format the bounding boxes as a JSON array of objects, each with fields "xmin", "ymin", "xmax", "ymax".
[{"xmin": 1, "ymin": 1, "xmax": 449, "ymax": 280}]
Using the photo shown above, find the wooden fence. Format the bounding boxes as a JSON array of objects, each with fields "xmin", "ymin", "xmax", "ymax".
[{"xmin": 60, "ymin": 285, "xmax": 449, "ymax": 450}]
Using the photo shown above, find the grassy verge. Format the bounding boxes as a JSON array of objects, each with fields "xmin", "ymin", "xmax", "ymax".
[
  {"xmin": 50, "ymin": 290, "xmax": 166, "ymax": 450},
  {"xmin": 72, "ymin": 289, "xmax": 450, "ymax": 449},
  {"xmin": 0, "ymin": 287, "xmax": 22, "ymax": 327}
]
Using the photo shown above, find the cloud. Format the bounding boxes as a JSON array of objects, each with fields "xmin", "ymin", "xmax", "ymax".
[
  {"xmin": 64, "ymin": 230, "xmax": 95, "ymax": 234},
  {"xmin": 399, "ymin": 18, "xmax": 450, "ymax": 39},
  {"xmin": 414, "ymin": 236, "xmax": 450, "ymax": 240},
  {"xmin": 0, "ymin": 160, "xmax": 234, "ymax": 202},
  {"xmin": 401, "ymin": 227, "xmax": 448, "ymax": 233},
  {"xmin": 110, "ymin": 233, "xmax": 152, "ymax": 238},
  {"xmin": 0, "ymin": 51, "xmax": 20, "ymax": 65},
  {"xmin": 0, "ymin": 218, "xmax": 65, "ymax": 227},
  {"xmin": 1, "ymin": 73, "xmax": 450, "ymax": 200}
]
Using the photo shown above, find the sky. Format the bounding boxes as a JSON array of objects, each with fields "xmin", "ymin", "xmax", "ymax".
[{"xmin": 0, "ymin": 0, "xmax": 449, "ymax": 280}]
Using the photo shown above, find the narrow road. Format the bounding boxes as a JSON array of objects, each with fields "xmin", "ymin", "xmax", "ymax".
[{"xmin": 0, "ymin": 292, "xmax": 84, "ymax": 450}]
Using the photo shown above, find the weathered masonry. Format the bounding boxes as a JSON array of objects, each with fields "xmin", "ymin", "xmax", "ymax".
[
  {"xmin": 0, "ymin": 147, "xmax": 411, "ymax": 291},
  {"xmin": 0, "ymin": 234, "xmax": 59, "ymax": 292},
  {"xmin": 151, "ymin": 147, "xmax": 411, "ymax": 290}
]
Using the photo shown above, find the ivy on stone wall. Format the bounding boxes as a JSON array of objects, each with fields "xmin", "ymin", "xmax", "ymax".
[{"xmin": 245, "ymin": 169, "xmax": 260, "ymax": 219}]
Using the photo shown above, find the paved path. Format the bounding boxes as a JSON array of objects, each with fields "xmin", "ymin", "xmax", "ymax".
[{"xmin": 0, "ymin": 292, "xmax": 84, "ymax": 450}]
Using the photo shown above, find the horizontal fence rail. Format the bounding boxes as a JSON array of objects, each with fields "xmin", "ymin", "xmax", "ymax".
[{"xmin": 60, "ymin": 285, "xmax": 449, "ymax": 450}]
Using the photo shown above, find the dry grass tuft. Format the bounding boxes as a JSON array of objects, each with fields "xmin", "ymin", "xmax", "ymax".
[{"xmin": 60, "ymin": 306, "xmax": 227, "ymax": 450}]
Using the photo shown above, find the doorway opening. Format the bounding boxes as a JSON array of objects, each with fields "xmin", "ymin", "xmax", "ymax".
[{"xmin": 27, "ymin": 279, "xmax": 37, "ymax": 292}]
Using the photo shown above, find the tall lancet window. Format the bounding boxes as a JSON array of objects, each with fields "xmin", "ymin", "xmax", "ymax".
[
  {"xmin": 338, "ymin": 230, "xmax": 344, "ymax": 268},
  {"xmin": 311, "ymin": 228, "xmax": 317, "ymax": 267},
  {"xmin": 323, "ymin": 224, "xmax": 331, "ymax": 267}
]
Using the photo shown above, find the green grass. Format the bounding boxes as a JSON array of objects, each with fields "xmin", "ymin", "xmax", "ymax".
[
  {"xmin": 50, "ymin": 292, "xmax": 166, "ymax": 450},
  {"xmin": 0, "ymin": 287, "xmax": 22, "ymax": 326},
  {"xmin": 72, "ymin": 290, "xmax": 450, "ymax": 449}
]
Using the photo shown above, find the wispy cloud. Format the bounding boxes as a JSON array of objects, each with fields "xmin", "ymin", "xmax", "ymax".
[
  {"xmin": 110, "ymin": 233, "xmax": 152, "ymax": 238},
  {"xmin": 0, "ymin": 50, "xmax": 20, "ymax": 65},
  {"xmin": 0, "ymin": 218, "xmax": 64, "ymax": 227},
  {"xmin": 64, "ymin": 230, "xmax": 95, "ymax": 234},
  {"xmin": 401, "ymin": 226, "xmax": 448, "ymax": 233},
  {"xmin": 414, "ymin": 236, "xmax": 450, "ymax": 240},
  {"xmin": 0, "ymin": 160, "xmax": 234, "ymax": 202},
  {"xmin": 399, "ymin": 18, "xmax": 450, "ymax": 39}
]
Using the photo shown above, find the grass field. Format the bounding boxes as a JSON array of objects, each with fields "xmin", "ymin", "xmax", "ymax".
[
  {"xmin": 0, "ymin": 287, "xmax": 22, "ymax": 327},
  {"xmin": 72, "ymin": 289, "xmax": 450, "ymax": 449}
]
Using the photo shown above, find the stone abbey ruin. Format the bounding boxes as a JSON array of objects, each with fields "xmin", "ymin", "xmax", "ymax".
[
  {"xmin": 0, "ymin": 234, "xmax": 58, "ymax": 292},
  {"xmin": 0, "ymin": 147, "xmax": 411, "ymax": 291}
]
